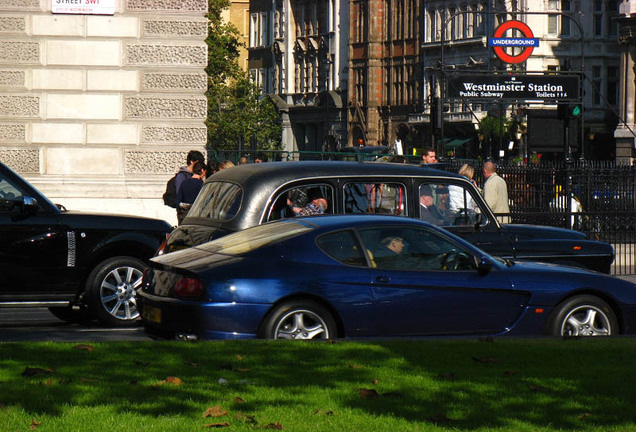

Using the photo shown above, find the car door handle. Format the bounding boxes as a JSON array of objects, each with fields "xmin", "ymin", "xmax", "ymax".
[{"xmin": 375, "ymin": 276, "xmax": 391, "ymax": 283}]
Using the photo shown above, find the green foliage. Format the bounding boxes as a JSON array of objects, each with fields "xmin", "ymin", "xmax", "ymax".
[{"xmin": 205, "ymin": 0, "xmax": 282, "ymax": 152}]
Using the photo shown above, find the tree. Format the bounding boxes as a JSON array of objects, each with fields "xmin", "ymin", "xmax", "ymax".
[{"xmin": 205, "ymin": 0, "xmax": 282, "ymax": 153}]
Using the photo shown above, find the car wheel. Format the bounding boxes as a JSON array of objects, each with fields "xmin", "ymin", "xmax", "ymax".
[
  {"xmin": 260, "ymin": 300, "xmax": 337, "ymax": 340},
  {"xmin": 550, "ymin": 295, "xmax": 618, "ymax": 337},
  {"xmin": 48, "ymin": 306, "xmax": 90, "ymax": 324},
  {"xmin": 86, "ymin": 257, "xmax": 145, "ymax": 327}
]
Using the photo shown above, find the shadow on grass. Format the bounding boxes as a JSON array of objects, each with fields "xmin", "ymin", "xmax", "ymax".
[{"xmin": 0, "ymin": 338, "xmax": 635, "ymax": 430}]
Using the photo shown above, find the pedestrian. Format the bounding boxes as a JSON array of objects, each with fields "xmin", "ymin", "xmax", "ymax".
[
  {"xmin": 254, "ymin": 153, "xmax": 268, "ymax": 163},
  {"xmin": 176, "ymin": 161, "xmax": 207, "ymax": 225},
  {"xmin": 238, "ymin": 156, "xmax": 249, "ymax": 165},
  {"xmin": 483, "ymin": 161, "xmax": 510, "ymax": 223},
  {"xmin": 421, "ymin": 147, "xmax": 437, "ymax": 165}
]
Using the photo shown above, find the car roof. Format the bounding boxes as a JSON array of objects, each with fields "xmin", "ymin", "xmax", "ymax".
[{"xmin": 208, "ymin": 161, "xmax": 465, "ymax": 186}]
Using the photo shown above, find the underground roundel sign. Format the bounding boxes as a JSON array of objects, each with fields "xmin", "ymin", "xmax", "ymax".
[{"xmin": 488, "ymin": 20, "xmax": 539, "ymax": 64}]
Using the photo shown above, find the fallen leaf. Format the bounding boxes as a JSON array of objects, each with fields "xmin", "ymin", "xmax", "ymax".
[
  {"xmin": 73, "ymin": 344, "xmax": 94, "ymax": 352},
  {"xmin": 359, "ymin": 388, "xmax": 379, "ymax": 399},
  {"xmin": 236, "ymin": 355, "xmax": 244, "ymax": 360},
  {"xmin": 134, "ymin": 360, "xmax": 150, "ymax": 366},
  {"xmin": 29, "ymin": 419, "xmax": 41, "ymax": 430},
  {"xmin": 234, "ymin": 411, "xmax": 257, "ymax": 424},
  {"xmin": 348, "ymin": 364, "xmax": 363, "ymax": 369},
  {"xmin": 427, "ymin": 414, "xmax": 451, "ymax": 424},
  {"xmin": 472, "ymin": 356, "xmax": 498, "ymax": 363},
  {"xmin": 43, "ymin": 378, "xmax": 54, "ymax": 386},
  {"xmin": 204, "ymin": 406, "xmax": 228, "ymax": 418},
  {"xmin": 579, "ymin": 412, "xmax": 592, "ymax": 419},
  {"xmin": 528, "ymin": 384, "xmax": 549, "ymax": 392},
  {"xmin": 235, "ymin": 368, "xmax": 251, "ymax": 372},
  {"xmin": 312, "ymin": 409, "xmax": 334, "ymax": 416},
  {"xmin": 79, "ymin": 378, "xmax": 100, "ymax": 383},
  {"xmin": 371, "ymin": 379, "xmax": 379, "ymax": 384},
  {"xmin": 185, "ymin": 361, "xmax": 201, "ymax": 368},
  {"xmin": 22, "ymin": 367, "xmax": 54, "ymax": 377},
  {"xmin": 204, "ymin": 422, "xmax": 230, "ymax": 428},
  {"xmin": 265, "ymin": 422, "xmax": 283, "ymax": 429},
  {"xmin": 235, "ymin": 396, "xmax": 245, "ymax": 404},
  {"xmin": 165, "ymin": 377, "xmax": 183, "ymax": 386},
  {"xmin": 437, "ymin": 372, "xmax": 455, "ymax": 380}
]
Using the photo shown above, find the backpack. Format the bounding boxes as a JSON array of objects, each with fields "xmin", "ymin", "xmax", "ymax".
[{"xmin": 162, "ymin": 174, "xmax": 178, "ymax": 208}]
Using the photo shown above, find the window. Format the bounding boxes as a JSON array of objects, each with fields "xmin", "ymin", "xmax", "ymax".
[
  {"xmin": 418, "ymin": 182, "xmax": 483, "ymax": 227},
  {"xmin": 357, "ymin": 226, "xmax": 478, "ymax": 271},
  {"xmin": 249, "ymin": 12, "xmax": 270, "ymax": 47},
  {"xmin": 607, "ymin": 65, "xmax": 618, "ymax": 106},
  {"xmin": 593, "ymin": 0, "xmax": 603, "ymax": 36},
  {"xmin": 0, "ymin": 175, "xmax": 25, "ymax": 213},
  {"xmin": 592, "ymin": 66, "xmax": 602, "ymax": 106},
  {"xmin": 548, "ymin": 0, "xmax": 571, "ymax": 36},
  {"xmin": 188, "ymin": 182, "xmax": 242, "ymax": 221},
  {"xmin": 317, "ymin": 230, "xmax": 367, "ymax": 267},
  {"xmin": 343, "ymin": 182, "xmax": 407, "ymax": 215},
  {"xmin": 608, "ymin": 0, "xmax": 618, "ymax": 36},
  {"xmin": 267, "ymin": 184, "xmax": 334, "ymax": 221}
]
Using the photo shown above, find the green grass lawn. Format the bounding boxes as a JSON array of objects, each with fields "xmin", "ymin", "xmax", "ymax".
[{"xmin": 1, "ymin": 338, "xmax": 635, "ymax": 431}]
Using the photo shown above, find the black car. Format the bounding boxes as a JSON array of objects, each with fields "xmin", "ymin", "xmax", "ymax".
[
  {"xmin": 0, "ymin": 162, "xmax": 172, "ymax": 326},
  {"xmin": 160, "ymin": 161, "xmax": 614, "ymax": 273}
]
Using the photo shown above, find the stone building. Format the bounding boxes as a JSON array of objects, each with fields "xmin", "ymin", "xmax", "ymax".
[
  {"xmin": 0, "ymin": 0, "xmax": 209, "ymax": 226},
  {"xmin": 248, "ymin": 0, "xmax": 348, "ymax": 154},
  {"xmin": 224, "ymin": 0, "xmax": 250, "ymax": 71}
]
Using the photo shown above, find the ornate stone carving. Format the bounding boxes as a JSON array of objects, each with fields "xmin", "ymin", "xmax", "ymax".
[
  {"xmin": 0, "ymin": 148, "xmax": 39, "ymax": 172},
  {"xmin": 0, "ymin": 123, "xmax": 26, "ymax": 142},
  {"xmin": 0, "ymin": 41, "xmax": 39, "ymax": 64},
  {"xmin": 142, "ymin": 20, "xmax": 207, "ymax": 37},
  {"xmin": 125, "ymin": 150, "xmax": 187, "ymax": 174},
  {"xmin": 125, "ymin": 44, "xmax": 207, "ymax": 66},
  {"xmin": 142, "ymin": 125, "xmax": 207, "ymax": 143},
  {"xmin": 0, "ymin": 70, "xmax": 25, "ymax": 87},
  {"xmin": 0, "ymin": 95, "xmax": 39, "ymax": 117},
  {"xmin": 126, "ymin": 0, "xmax": 207, "ymax": 12},
  {"xmin": 0, "ymin": 16, "xmax": 25, "ymax": 33},
  {"xmin": 0, "ymin": 0, "xmax": 39, "ymax": 9},
  {"xmin": 125, "ymin": 97, "xmax": 206, "ymax": 119},
  {"xmin": 141, "ymin": 72, "xmax": 206, "ymax": 91}
]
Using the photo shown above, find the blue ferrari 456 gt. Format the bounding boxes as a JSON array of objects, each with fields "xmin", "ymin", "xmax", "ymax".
[{"xmin": 138, "ymin": 215, "xmax": 636, "ymax": 340}]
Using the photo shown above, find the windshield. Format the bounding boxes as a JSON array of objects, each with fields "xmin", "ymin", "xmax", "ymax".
[
  {"xmin": 196, "ymin": 220, "xmax": 314, "ymax": 255},
  {"xmin": 187, "ymin": 181, "xmax": 242, "ymax": 221}
]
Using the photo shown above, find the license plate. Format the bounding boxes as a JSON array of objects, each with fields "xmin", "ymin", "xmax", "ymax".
[{"xmin": 142, "ymin": 306, "xmax": 161, "ymax": 323}]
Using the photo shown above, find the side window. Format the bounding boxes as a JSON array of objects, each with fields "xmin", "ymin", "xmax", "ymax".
[
  {"xmin": 418, "ymin": 182, "xmax": 484, "ymax": 227},
  {"xmin": 344, "ymin": 182, "xmax": 406, "ymax": 215},
  {"xmin": 316, "ymin": 230, "xmax": 367, "ymax": 267},
  {"xmin": 267, "ymin": 184, "xmax": 333, "ymax": 222},
  {"xmin": 358, "ymin": 226, "xmax": 477, "ymax": 271},
  {"xmin": 0, "ymin": 176, "xmax": 24, "ymax": 213}
]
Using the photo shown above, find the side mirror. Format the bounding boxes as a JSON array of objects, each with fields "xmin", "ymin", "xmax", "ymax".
[
  {"xmin": 473, "ymin": 213, "xmax": 483, "ymax": 231},
  {"xmin": 22, "ymin": 196, "xmax": 39, "ymax": 214},
  {"xmin": 477, "ymin": 257, "xmax": 492, "ymax": 276}
]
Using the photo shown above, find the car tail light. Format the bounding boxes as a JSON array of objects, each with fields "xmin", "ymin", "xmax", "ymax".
[{"xmin": 174, "ymin": 277, "xmax": 204, "ymax": 299}]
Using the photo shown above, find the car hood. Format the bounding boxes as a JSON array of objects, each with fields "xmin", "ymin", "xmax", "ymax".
[
  {"xmin": 501, "ymin": 224, "xmax": 588, "ymax": 240},
  {"xmin": 60, "ymin": 210, "xmax": 172, "ymax": 232}
]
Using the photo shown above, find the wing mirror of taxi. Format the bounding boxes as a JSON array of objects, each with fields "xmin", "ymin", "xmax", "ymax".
[
  {"xmin": 474, "ymin": 213, "xmax": 483, "ymax": 231},
  {"xmin": 22, "ymin": 196, "xmax": 39, "ymax": 213}
]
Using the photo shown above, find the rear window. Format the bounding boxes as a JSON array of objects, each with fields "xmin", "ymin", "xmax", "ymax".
[
  {"xmin": 187, "ymin": 181, "xmax": 242, "ymax": 221},
  {"xmin": 196, "ymin": 220, "xmax": 314, "ymax": 255}
]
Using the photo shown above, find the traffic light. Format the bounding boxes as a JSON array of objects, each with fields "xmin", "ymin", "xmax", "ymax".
[{"xmin": 557, "ymin": 103, "xmax": 582, "ymax": 119}]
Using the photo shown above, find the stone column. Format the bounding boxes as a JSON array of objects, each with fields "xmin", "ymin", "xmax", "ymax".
[{"xmin": 615, "ymin": 1, "xmax": 636, "ymax": 165}]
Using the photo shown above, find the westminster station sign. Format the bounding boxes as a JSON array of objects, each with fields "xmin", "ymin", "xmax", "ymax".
[
  {"xmin": 52, "ymin": 0, "xmax": 115, "ymax": 15},
  {"xmin": 447, "ymin": 74, "xmax": 580, "ymax": 101}
]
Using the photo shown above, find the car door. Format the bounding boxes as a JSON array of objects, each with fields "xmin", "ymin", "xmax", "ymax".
[
  {"xmin": 0, "ymin": 174, "xmax": 69, "ymax": 300},
  {"xmin": 357, "ymin": 225, "xmax": 524, "ymax": 336},
  {"xmin": 415, "ymin": 180, "xmax": 515, "ymax": 259}
]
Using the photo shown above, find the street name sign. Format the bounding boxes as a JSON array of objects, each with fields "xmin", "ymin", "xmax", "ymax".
[{"xmin": 52, "ymin": 0, "xmax": 115, "ymax": 15}]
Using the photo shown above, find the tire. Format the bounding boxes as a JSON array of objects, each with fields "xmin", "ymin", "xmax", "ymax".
[
  {"xmin": 86, "ymin": 257, "xmax": 146, "ymax": 327},
  {"xmin": 260, "ymin": 300, "xmax": 337, "ymax": 340},
  {"xmin": 48, "ymin": 306, "xmax": 91, "ymax": 324},
  {"xmin": 550, "ymin": 295, "xmax": 618, "ymax": 337}
]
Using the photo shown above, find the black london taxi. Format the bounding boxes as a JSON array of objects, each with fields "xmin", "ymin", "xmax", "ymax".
[{"xmin": 158, "ymin": 161, "xmax": 614, "ymax": 273}]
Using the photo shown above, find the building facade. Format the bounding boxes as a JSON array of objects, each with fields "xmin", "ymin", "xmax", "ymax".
[
  {"xmin": 248, "ymin": 0, "xmax": 348, "ymax": 154},
  {"xmin": 0, "ymin": 0, "xmax": 208, "ymax": 225}
]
